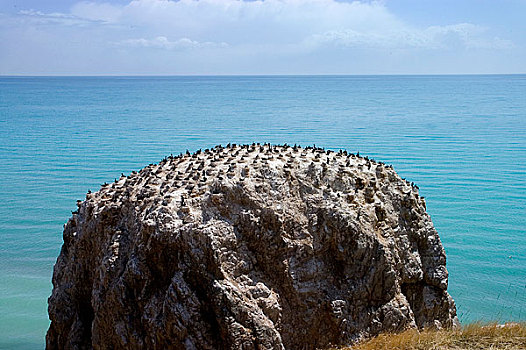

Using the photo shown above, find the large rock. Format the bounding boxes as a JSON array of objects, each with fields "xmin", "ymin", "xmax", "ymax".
[{"xmin": 47, "ymin": 144, "xmax": 458, "ymax": 350}]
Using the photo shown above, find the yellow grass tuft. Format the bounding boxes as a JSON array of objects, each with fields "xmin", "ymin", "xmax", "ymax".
[{"xmin": 332, "ymin": 323, "xmax": 526, "ymax": 350}]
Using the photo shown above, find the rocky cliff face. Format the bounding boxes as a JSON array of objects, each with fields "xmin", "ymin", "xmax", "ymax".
[{"xmin": 47, "ymin": 144, "xmax": 458, "ymax": 350}]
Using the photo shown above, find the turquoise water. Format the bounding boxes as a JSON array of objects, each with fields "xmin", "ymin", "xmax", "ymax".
[{"xmin": 0, "ymin": 75, "xmax": 525, "ymax": 348}]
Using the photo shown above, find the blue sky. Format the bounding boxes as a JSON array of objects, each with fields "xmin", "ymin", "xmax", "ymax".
[{"xmin": 1, "ymin": 0, "xmax": 525, "ymax": 75}]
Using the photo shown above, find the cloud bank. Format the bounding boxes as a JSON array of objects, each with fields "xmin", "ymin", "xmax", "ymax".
[{"xmin": 0, "ymin": 0, "xmax": 520, "ymax": 74}]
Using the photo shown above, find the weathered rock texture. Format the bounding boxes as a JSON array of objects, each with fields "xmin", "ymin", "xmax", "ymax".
[{"xmin": 47, "ymin": 144, "xmax": 458, "ymax": 350}]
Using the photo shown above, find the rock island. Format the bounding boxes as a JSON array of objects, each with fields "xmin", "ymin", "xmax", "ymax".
[{"xmin": 47, "ymin": 144, "xmax": 458, "ymax": 349}]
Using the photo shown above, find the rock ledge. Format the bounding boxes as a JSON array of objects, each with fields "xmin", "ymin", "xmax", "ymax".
[{"xmin": 47, "ymin": 144, "xmax": 458, "ymax": 350}]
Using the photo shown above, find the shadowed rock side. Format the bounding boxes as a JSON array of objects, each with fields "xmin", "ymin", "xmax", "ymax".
[{"xmin": 47, "ymin": 144, "xmax": 458, "ymax": 350}]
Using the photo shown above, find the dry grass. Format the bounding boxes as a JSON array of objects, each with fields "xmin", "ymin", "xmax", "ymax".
[{"xmin": 334, "ymin": 323, "xmax": 526, "ymax": 350}]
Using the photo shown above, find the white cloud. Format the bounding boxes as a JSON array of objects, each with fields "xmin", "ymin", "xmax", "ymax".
[
  {"xmin": 41, "ymin": 0, "xmax": 513, "ymax": 51},
  {"xmin": 424, "ymin": 24, "xmax": 515, "ymax": 50},
  {"xmin": 16, "ymin": 8, "xmax": 95, "ymax": 26},
  {"xmin": 304, "ymin": 23, "xmax": 514, "ymax": 51},
  {"xmin": 19, "ymin": 9, "xmax": 74, "ymax": 19},
  {"xmin": 70, "ymin": 1, "xmax": 123, "ymax": 23},
  {"xmin": 304, "ymin": 29, "xmax": 423, "ymax": 49},
  {"xmin": 119, "ymin": 36, "xmax": 228, "ymax": 50},
  {"xmin": 0, "ymin": 0, "xmax": 520, "ymax": 74}
]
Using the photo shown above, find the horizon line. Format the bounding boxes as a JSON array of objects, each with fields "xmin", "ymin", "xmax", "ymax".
[{"xmin": 1, "ymin": 73, "xmax": 526, "ymax": 78}]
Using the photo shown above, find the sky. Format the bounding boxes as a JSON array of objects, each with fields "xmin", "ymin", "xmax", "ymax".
[{"xmin": 1, "ymin": 0, "xmax": 525, "ymax": 75}]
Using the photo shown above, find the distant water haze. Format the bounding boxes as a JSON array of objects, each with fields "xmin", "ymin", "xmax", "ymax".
[{"xmin": 0, "ymin": 75, "xmax": 525, "ymax": 349}]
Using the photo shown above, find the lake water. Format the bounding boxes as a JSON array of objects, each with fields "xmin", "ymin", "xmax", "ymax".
[{"xmin": 0, "ymin": 75, "xmax": 525, "ymax": 349}]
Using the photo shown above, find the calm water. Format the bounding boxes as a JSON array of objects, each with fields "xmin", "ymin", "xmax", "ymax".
[{"xmin": 0, "ymin": 75, "xmax": 525, "ymax": 349}]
